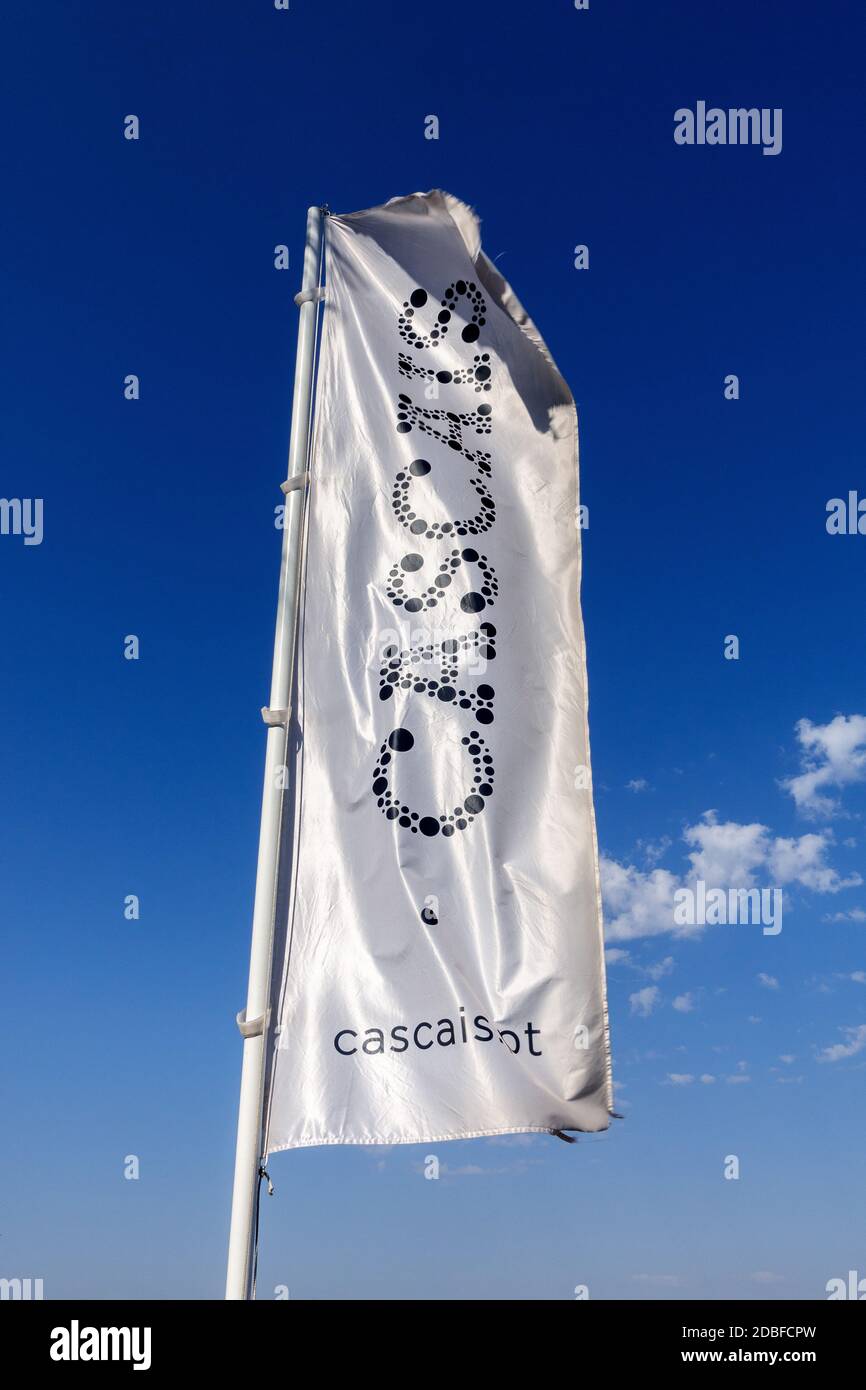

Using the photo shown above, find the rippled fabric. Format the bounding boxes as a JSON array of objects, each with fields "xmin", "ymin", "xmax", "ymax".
[{"xmin": 264, "ymin": 191, "xmax": 613, "ymax": 1150}]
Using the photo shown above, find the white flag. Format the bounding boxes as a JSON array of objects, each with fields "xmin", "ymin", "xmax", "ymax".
[{"xmin": 265, "ymin": 191, "xmax": 613, "ymax": 1149}]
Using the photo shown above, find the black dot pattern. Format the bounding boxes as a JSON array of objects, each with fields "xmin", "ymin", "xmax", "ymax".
[
  {"xmin": 391, "ymin": 460, "xmax": 496, "ymax": 538},
  {"xmin": 385, "ymin": 547, "xmax": 499, "ymax": 614},
  {"xmin": 375, "ymin": 273, "xmax": 501, "ymax": 841},
  {"xmin": 377, "ymin": 624, "xmax": 497, "ymax": 722},
  {"xmin": 398, "ymin": 351, "xmax": 493, "ymax": 393},
  {"xmin": 397, "ymin": 280, "xmax": 487, "ymax": 351},
  {"xmin": 372, "ymin": 725, "xmax": 496, "ymax": 835},
  {"xmin": 396, "ymin": 395, "xmax": 493, "ymax": 457}
]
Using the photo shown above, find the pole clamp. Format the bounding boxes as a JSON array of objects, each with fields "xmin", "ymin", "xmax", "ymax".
[
  {"xmin": 261, "ymin": 706, "xmax": 288, "ymax": 727},
  {"xmin": 236, "ymin": 1008, "xmax": 269, "ymax": 1039},
  {"xmin": 280, "ymin": 470, "xmax": 310, "ymax": 495},
  {"xmin": 293, "ymin": 287, "xmax": 326, "ymax": 307}
]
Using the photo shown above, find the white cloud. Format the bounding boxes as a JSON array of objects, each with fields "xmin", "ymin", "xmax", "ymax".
[
  {"xmin": 673, "ymin": 992, "xmax": 696, "ymax": 1012},
  {"xmin": 602, "ymin": 859, "xmax": 682, "ymax": 942},
  {"xmin": 437, "ymin": 1159, "xmax": 539, "ymax": 1176},
  {"xmin": 638, "ymin": 836, "xmax": 673, "ymax": 866},
  {"xmin": 601, "ymin": 716, "xmax": 866, "ymax": 942},
  {"xmin": 824, "ymin": 908, "xmax": 866, "ymax": 923},
  {"xmin": 851, "ymin": 971, "xmax": 866, "ymax": 984},
  {"xmin": 779, "ymin": 1054, "xmax": 796, "ymax": 1064},
  {"xmin": 726, "ymin": 1074, "xmax": 751, "ymax": 1084},
  {"xmin": 626, "ymin": 778, "xmax": 649, "ymax": 792},
  {"xmin": 685, "ymin": 814, "xmax": 769, "ymax": 886},
  {"xmin": 688, "ymin": 815, "xmax": 859, "ymax": 894},
  {"xmin": 768, "ymin": 833, "xmax": 861, "ymax": 893},
  {"xmin": 817, "ymin": 1023, "xmax": 866, "ymax": 1062},
  {"xmin": 605, "ymin": 947, "xmax": 630, "ymax": 964},
  {"xmin": 666, "ymin": 1072, "xmax": 693, "ymax": 1085},
  {"xmin": 782, "ymin": 714, "xmax": 866, "ymax": 817},
  {"xmin": 757, "ymin": 973, "xmax": 779, "ymax": 989},
  {"xmin": 630, "ymin": 985, "xmax": 661, "ymax": 1017},
  {"xmin": 699, "ymin": 1073, "xmax": 716, "ymax": 1084},
  {"xmin": 604, "ymin": 814, "xmax": 858, "ymax": 941},
  {"xmin": 645, "ymin": 955, "xmax": 675, "ymax": 981}
]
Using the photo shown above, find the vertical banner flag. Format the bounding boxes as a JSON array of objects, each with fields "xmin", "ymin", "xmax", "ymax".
[{"xmin": 265, "ymin": 191, "xmax": 613, "ymax": 1149}]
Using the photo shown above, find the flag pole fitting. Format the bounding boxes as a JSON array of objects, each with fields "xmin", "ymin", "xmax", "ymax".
[
  {"xmin": 280, "ymin": 471, "xmax": 309, "ymax": 495},
  {"xmin": 236, "ymin": 1009, "xmax": 268, "ymax": 1039},
  {"xmin": 293, "ymin": 286, "xmax": 326, "ymax": 307},
  {"xmin": 260, "ymin": 707, "xmax": 288, "ymax": 727}
]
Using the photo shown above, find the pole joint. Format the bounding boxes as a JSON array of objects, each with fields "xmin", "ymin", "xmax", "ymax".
[
  {"xmin": 293, "ymin": 286, "xmax": 326, "ymax": 307},
  {"xmin": 280, "ymin": 470, "xmax": 310, "ymax": 495},
  {"xmin": 236, "ymin": 1008, "xmax": 269, "ymax": 1039}
]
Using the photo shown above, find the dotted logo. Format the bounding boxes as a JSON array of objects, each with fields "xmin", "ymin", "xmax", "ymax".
[{"xmin": 372, "ymin": 279, "xmax": 499, "ymax": 840}]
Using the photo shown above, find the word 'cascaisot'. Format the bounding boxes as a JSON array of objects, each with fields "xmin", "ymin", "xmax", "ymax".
[{"xmin": 334, "ymin": 1008, "xmax": 542, "ymax": 1057}]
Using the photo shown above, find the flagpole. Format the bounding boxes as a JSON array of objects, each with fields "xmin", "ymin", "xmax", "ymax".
[{"xmin": 225, "ymin": 204, "xmax": 325, "ymax": 1301}]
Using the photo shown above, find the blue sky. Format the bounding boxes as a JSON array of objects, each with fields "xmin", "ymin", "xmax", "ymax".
[{"xmin": 2, "ymin": 0, "xmax": 865, "ymax": 1299}]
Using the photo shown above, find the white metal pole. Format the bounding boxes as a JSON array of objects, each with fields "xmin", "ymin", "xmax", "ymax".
[{"xmin": 225, "ymin": 205, "xmax": 324, "ymax": 1301}]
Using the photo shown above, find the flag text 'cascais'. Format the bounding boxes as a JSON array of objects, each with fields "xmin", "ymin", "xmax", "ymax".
[{"xmin": 264, "ymin": 191, "xmax": 612, "ymax": 1148}]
